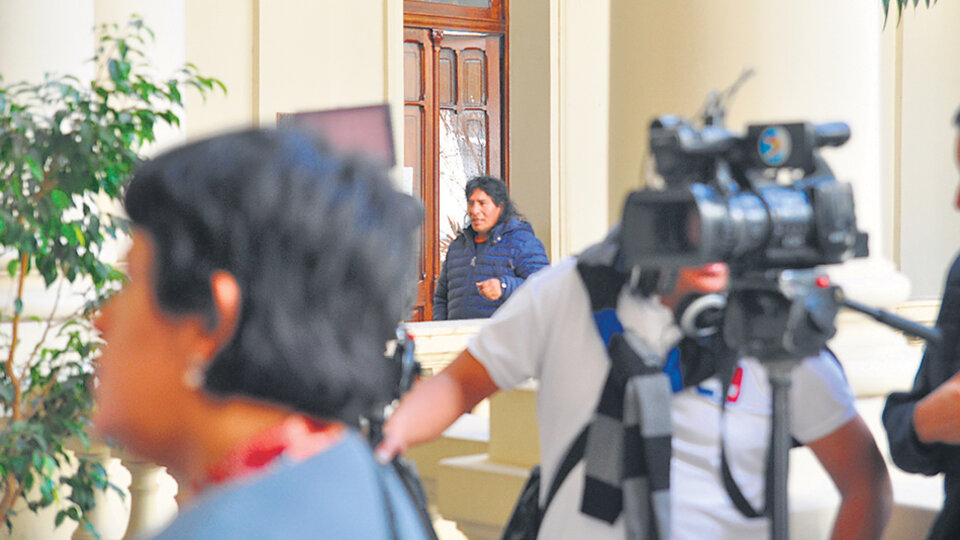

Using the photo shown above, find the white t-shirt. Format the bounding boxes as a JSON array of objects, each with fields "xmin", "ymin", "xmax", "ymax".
[
  {"xmin": 671, "ymin": 353, "xmax": 856, "ymax": 540},
  {"xmin": 469, "ymin": 257, "xmax": 857, "ymax": 540}
]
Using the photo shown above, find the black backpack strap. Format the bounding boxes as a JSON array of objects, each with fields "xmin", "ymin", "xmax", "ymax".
[{"xmin": 541, "ymin": 424, "xmax": 590, "ymax": 517}]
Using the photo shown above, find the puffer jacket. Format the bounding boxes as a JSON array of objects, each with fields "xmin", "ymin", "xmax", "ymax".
[{"xmin": 433, "ymin": 217, "xmax": 548, "ymax": 320}]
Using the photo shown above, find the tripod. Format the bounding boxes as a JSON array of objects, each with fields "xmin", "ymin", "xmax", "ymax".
[{"xmin": 722, "ymin": 268, "xmax": 939, "ymax": 540}]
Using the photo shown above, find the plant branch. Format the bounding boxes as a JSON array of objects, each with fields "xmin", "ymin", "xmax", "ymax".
[
  {"xmin": 5, "ymin": 252, "xmax": 28, "ymax": 423},
  {"xmin": 0, "ymin": 253, "xmax": 28, "ymax": 529},
  {"xmin": 0, "ymin": 473, "xmax": 22, "ymax": 531},
  {"xmin": 23, "ymin": 277, "xmax": 65, "ymax": 372}
]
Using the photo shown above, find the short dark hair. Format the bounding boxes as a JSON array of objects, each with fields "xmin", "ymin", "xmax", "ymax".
[
  {"xmin": 124, "ymin": 128, "xmax": 420, "ymax": 425},
  {"xmin": 464, "ymin": 175, "xmax": 519, "ymax": 225}
]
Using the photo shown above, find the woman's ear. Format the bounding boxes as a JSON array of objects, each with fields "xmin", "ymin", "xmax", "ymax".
[{"xmin": 209, "ymin": 270, "xmax": 242, "ymax": 351}]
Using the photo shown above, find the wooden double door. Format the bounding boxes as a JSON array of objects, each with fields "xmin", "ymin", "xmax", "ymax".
[{"xmin": 404, "ymin": 28, "xmax": 505, "ymax": 321}]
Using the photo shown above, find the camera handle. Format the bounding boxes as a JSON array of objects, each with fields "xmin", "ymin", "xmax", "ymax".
[{"xmin": 837, "ymin": 294, "xmax": 942, "ymax": 344}]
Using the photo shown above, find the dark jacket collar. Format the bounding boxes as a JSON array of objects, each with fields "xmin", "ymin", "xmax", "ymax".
[{"xmin": 463, "ymin": 217, "xmax": 526, "ymax": 245}]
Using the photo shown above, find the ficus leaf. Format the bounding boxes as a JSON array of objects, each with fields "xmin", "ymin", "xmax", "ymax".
[
  {"xmin": 22, "ymin": 154, "xmax": 43, "ymax": 180},
  {"xmin": 50, "ymin": 189, "xmax": 70, "ymax": 210}
]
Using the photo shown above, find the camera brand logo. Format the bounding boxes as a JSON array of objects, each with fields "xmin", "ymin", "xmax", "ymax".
[{"xmin": 758, "ymin": 126, "xmax": 792, "ymax": 166}]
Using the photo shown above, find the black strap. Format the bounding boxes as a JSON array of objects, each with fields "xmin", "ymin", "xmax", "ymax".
[
  {"xmin": 718, "ymin": 348, "xmax": 846, "ymax": 519},
  {"xmin": 375, "ymin": 463, "xmax": 401, "ymax": 540},
  {"xmin": 719, "ymin": 397, "xmax": 771, "ymax": 519},
  {"xmin": 391, "ymin": 457, "xmax": 441, "ymax": 540},
  {"xmin": 540, "ymin": 424, "xmax": 589, "ymax": 518}
]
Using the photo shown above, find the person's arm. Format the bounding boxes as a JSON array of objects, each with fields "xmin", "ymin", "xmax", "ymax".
[
  {"xmin": 376, "ymin": 349, "xmax": 499, "ymax": 462},
  {"xmin": 913, "ymin": 370, "xmax": 960, "ymax": 444},
  {"xmin": 882, "ymin": 254, "xmax": 960, "ymax": 473},
  {"xmin": 433, "ymin": 260, "xmax": 449, "ymax": 320},
  {"xmin": 807, "ymin": 415, "xmax": 892, "ymax": 540}
]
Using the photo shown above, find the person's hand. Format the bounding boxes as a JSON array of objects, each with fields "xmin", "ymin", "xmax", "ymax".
[
  {"xmin": 375, "ymin": 429, "xmax": 408, "ymax": 465},
  {"xmin": 914, "ymin": 370, "xmax": 960, "ymax": 444},
  {"xmin": 476, "ymin": 278, "xmax": 503, "ymax": 300}
]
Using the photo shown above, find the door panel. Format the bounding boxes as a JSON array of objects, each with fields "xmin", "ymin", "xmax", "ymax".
[{"xmin": 403, "ymin": 28, "xmax": 436, "ymax": 321}]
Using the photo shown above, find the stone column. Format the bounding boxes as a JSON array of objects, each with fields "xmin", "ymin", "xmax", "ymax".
[{"xmin": 554, "ymin": 0, "xmax": 612, "ymax": 256}]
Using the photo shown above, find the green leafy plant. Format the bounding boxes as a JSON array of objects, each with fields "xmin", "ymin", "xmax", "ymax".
[
  {"xmin": 882, "ymin": 0, "xmax": 939, "ymax": 26},
  {"xmin": 0, "ymin": 16, "xmax": 223, "ymax": 535}
]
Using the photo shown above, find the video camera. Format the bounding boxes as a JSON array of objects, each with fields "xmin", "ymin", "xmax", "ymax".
[
  {"xmin": 615, "ymin": 78, "xmax": 939, "ymax": 539},
  {"xmin": 620, "ymin": 116, "xmax": 868, "ymax": 273}
]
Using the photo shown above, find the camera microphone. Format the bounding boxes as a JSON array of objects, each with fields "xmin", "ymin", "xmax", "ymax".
[{"xmin": 675, "ymin": 293, "xmax": 726, "ymax": 338}]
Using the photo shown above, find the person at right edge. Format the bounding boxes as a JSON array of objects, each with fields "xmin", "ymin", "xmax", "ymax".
[{"xmin": 883, "ymin": 107, "xmax": 960, "ymax": 539}]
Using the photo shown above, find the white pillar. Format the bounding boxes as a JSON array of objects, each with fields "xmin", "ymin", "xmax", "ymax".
[
  {"xmin": 1, "ymin": 4, "xmax": 95, "ymax": 535},
  {"xmin": 0, "ymin": 0, "xmax": 95, "ymax": 84},
  {"xmin": 0, "ymin": 0, "xmax": 100, "ymax": 414},
  {"xmin": 556, "ymin": 0, "xmax": 611, "ymax": 257}
]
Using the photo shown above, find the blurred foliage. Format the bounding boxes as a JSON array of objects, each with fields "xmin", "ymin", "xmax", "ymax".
[
  {"xmin": 0, "ymin": 16, "xmax": 223, "ymax": 535},
  {"xmin": 882, "ymin": 0, "xmax": 939, "ymax": 27}
]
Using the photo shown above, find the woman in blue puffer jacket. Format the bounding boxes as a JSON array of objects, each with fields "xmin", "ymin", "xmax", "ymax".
[{"xmin": 433, "ymin": 176, "xmax": 549, "ymax": 320}]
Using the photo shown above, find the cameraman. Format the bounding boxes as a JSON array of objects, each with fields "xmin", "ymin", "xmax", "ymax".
[
  {"xmin": 378, "ymin": 230, "xmax": 891, "ymax": 539},
  {"xmin": 883, "ymin": 108, "xmax": 960, "ymax": 539}
]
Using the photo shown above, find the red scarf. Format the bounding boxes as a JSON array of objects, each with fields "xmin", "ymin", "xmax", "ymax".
[{"xmin": 202, "ymin": 416, "xmax": 345, "ymax": 488}]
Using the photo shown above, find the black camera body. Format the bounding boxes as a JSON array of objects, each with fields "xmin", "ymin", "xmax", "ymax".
[{"xmin": 620, "ymin": 115, "xmax": 868, "ymax": 273}]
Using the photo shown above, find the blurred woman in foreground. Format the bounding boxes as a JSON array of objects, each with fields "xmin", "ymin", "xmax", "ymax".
[{"xmin": 94, "ymin": 129, "xmax": 430, "ymax": 539}]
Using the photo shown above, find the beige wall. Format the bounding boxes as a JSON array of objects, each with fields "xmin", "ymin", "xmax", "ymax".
[
  {"xmin": 894, "ymin": 3, "xmax": 960, "ymax": 298},
  {"xmin": 185, "ymin": 0, "xmax": 257, "ymax": 139},
  {"xmin": 510, "ymin": 0, "xmax": 614, "ymax": 259},
  {"xmin": 257, "ymin": 1, "xmax": 388, "ymax": 124},
  {"xmin": 184, "ymin": 0, "xmax": 404, "ymax": 180},
  {"xmin": 509, "ymin": 0, "xmax": 556, "ymax": 258},
  {"xmin": 149, "ymin": 1, "xmax": 960, "ymax": 297},
  {"xmin": 609, "ymin": 0, "xmax": 885, "ymax": 250},
  {"xmin": 555, "ymin": 0, "xmax": 612, "ymax": 256}
]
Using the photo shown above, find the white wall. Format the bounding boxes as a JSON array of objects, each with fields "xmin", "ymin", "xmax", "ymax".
[{"xmin": 0, "ymin": 0, "xmax": 94, "ymax": 84}]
